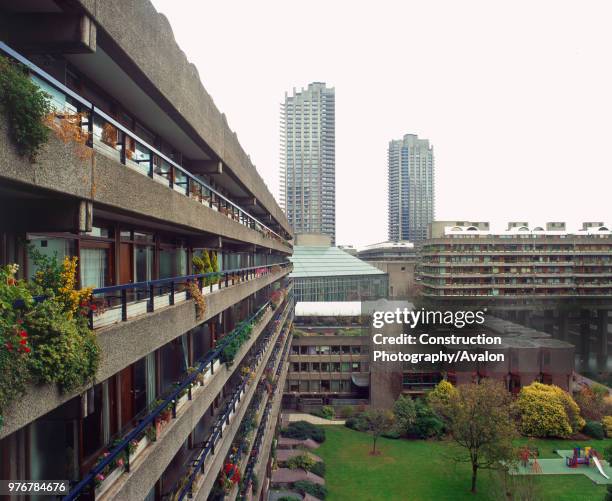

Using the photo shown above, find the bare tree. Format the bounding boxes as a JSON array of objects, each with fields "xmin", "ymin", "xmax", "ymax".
[{"xmin": 363, "ymin": 408, "xmax": 395, "ymax": 455}]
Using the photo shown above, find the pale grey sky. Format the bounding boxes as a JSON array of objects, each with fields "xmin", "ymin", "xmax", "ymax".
[{"xmin": 152, "ymin": 0, "xmax": 612, "ymax": 246}]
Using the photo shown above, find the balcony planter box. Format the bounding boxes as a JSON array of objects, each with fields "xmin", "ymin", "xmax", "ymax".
[
  {"xmin": 203, "ymin": 283, "xmax": 220, "ymax": 295},
  {"xmin": 94, "ymin": 464, "xmax": 123, "ymax": 499},
  {"xmin": 129, "ymin": 436, "xmax": 150, "ymax": 463},
  {"xmin": 175, "ymin": 393, "xmax": 190, "ymax": 412}
]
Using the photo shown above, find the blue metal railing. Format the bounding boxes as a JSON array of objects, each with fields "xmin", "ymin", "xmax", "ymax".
[
  {"xmin": 88, "ymin": 262, "xmax": 291, "ymax": 326},
  {"xmin": 175, "ymin": 299, "xmax": 293, "ymax": 501},
  {"xmin": 12, "ymin": 262, "xmax": 291, "ymax": 323},
  {"xmin": 0, "ymin": 41, "xmax": 291, "ymax": 248},
  {"xmin": 239, "ymin": 329, "xmax": 293, "ymax": 499},
  {"xmin": 62, "ymin": 298, "xmax": 277, "ymax": 501}
]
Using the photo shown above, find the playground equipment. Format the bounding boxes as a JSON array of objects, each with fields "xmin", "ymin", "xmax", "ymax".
[
  {"xmin": 593, "ymin": 456, "xmax": 610, "ymax": 480},
  {"xmin": 566, "ymin": 446, "xmax": 603, "ymax": 469},
  {"xmin": 518, "ymin": 445, "xmax": 540, "ymax": 469}
]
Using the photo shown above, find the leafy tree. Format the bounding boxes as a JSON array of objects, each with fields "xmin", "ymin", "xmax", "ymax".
[
  {"xmin": 574, "ymin": 384, "xmax": 612, "ymax": 421},
  {"xmin": 427, "ymin": 379, "xmax": 459, "ymax": 419},
  {"xmin": 393, "ymin": 395, "xmax": 416, "ymax": 437},
  {"xmin": 516, "ymin": 382, "xmax": 584, "ymax": 438},
  {"xmin": 410, "ymin": 398, "xmax": 445, "ymax": 439},
  {"xmin": 363, "ymin": 408, "xmax": 395, "ymax": 455},
  {"xmin": 603, "ymin": 416, "xmax": 612, "ymax": 437},
  {"xmin": 583, "ymin": 420, "xmax": 604, "ymax": 439},
  {"xmin": 430, "ymin": 379, "xmax": 516, "ymax": 493}
]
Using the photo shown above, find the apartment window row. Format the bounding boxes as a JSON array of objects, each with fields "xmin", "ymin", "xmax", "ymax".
[{"xmin": 290, "ymin": 361, "xmax": 367, "ymax": 373}]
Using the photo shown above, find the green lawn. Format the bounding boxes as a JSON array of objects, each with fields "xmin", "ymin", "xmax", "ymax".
[{"xmin": 315, "ymin": 426, "xmax": 612, "ymax": 501}]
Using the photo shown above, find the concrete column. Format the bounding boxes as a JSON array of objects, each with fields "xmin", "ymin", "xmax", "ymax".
[
  {"xmin": 596, "ymin": 309, "xmax": 609, "ymax": 367},
  {"xmin": 558, "ymin": 310, "xmax": 569, "ymax": 342},
  {"xmin": 579, "ymin": 309, "xmax": 591, "ymax": 362},
  {"xmin": 543, "ymin": 309, "xmax": 555, "ymax": 335}
]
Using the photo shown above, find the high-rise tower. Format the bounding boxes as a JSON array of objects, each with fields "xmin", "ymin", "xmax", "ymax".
[
  {"xmin": 280, "ymin": 82, "xmax": 336, "ymax": 244},
  {"xmin": 388, "ymin": 134, "xmax": 435, "ymax": 242}
]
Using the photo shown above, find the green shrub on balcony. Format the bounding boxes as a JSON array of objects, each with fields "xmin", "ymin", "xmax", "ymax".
[
  {"xmin": 0, "ymin": 55, "xmax": 51, "ymax": 161},
  {"xmin": 221, "ymin": 321, "xmax": 254, "ymax": 366}
]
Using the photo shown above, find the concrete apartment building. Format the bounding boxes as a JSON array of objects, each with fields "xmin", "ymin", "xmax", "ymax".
[
  {"xmin": 0, "ymin": 2, "xmax": 293, "ymax": 500},
  {"xmin": 369, "ymin": 315, "xmax": 576, "ymax": 409},
  {"xmin": 357, "ymin": 241, "xmax": 418, "ymax": 299},
  {"xmin": 280, "ymin": 83, "xmax": 336, "ymax": 244},
  {"xmin": 420, "ymin": 221, "xmax": 612, "ymax": 364},
  {"xmin": 388, "ymin": 134, "xmax": 435, "ymax": 243},
  {"xmin": 284, "ymin": 302, "xmax": 370, "ymax": 411}
]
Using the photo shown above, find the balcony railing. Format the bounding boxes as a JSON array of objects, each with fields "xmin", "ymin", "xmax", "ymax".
[
  {"xmin": 175, "ymin": 300, "xmax": 293, "ymax": 501},
  {"xmin": 239, "ymin": 328, "xmax": 292, "ymax": 500},
  {"xmin": 0, "ymin": 41, "xmax": 291, "ymax": 249},
  {"xmin": 62, "ymin": 295, "xmax": 289, "ymax": 501},
  {"xmin": 89, "ymin": 262, "xmax": 292, "ymax": 328}
]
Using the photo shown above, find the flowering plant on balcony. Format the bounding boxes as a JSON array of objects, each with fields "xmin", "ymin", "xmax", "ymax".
[
  {"xmin": 0, "ymin": 265, "xmax": 32, "ymax": 429},
  {"xmin": 0, "ymin": 249, "xmax": 101, "ymax": 429},
  {"xmin": 186, "ymin": 280, "xmax": 206, "ymax": 320},
  {"xmin": 270, "ymin": 289, "xmax": 284, "ymax": 309},
  {"xmin": 217, "ymin": 462, "xmax": 241, "ymax": 492}
]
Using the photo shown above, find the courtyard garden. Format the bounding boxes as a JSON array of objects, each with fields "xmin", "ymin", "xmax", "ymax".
[{"xmin": 316, "ymin": 426, "xmax": 612, "ymax": 501}]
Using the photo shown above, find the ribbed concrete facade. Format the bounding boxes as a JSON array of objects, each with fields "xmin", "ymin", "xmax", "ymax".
[{"xmin": 0, "ymin": 2, "xmax": 293, "ymax": 500}]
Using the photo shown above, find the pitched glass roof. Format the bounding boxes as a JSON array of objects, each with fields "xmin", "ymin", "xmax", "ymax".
[{"xmin": 290, "ymin": 246, "xmax": 386, "ymax": 278}]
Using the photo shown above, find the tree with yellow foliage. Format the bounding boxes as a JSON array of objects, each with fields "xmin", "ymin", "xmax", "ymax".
[{"xmin": 516, "ymin": 382, "xmax": 585, "ymax": 438}]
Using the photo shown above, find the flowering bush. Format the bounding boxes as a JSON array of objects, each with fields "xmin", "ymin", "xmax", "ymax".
[
  {"xmin": 270, "ymin": 289, "xmax": 284, "ymax": 308},
  {"xmin": 0, "ymin": 265, "xmax": 33, "ymax": 426},
  {"xmin": 217, "ymin": 462, "xmax": 240, "ymax": 492},
  {"xmin": 516, "ymin": 382, "xmax": 585, "ymax": 438},
  {"xmin": 0, "ymin": 253, "xmax": 100, "ymax": 428}
]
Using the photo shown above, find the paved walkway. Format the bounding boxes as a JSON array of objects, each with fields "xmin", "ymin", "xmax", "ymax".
[
  {"xmin": 278, "ymin": 437, "xmax": 321, "ymax": 449},
  {"xmin": 272, "ymin": 468, "xmax": 325, "ymax": 485},
  {"xmin": 284, "ymin": 412, "xmax": 345, "ymax": 425}
]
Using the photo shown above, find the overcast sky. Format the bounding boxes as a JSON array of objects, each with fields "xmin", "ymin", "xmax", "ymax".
[{"xmin": 152, "ymin": 0, "xmax": 611, "ymax": 247}]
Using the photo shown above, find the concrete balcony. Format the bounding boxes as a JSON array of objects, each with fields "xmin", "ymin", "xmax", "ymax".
[
  {"xmin": 0, "ymin": 266, "xmax": 292, "ymax": 440},
  {"xmin": 163, "ymin": 308, "xmax": 293, "ymax": 501},
  {"xmin": 214, "ymin": 330, "xmax": 292, "ymax": 501},
  {"xmin": 73, "ymin": 295, "xmax": 293, "ymax": 501},
  {"xmin": 0, "ymin": 122, "xmax": 290, "ymax": 254},
  {"xmin": 248, "ymin": 345, "xmax": 291, "ymax": 500}
]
